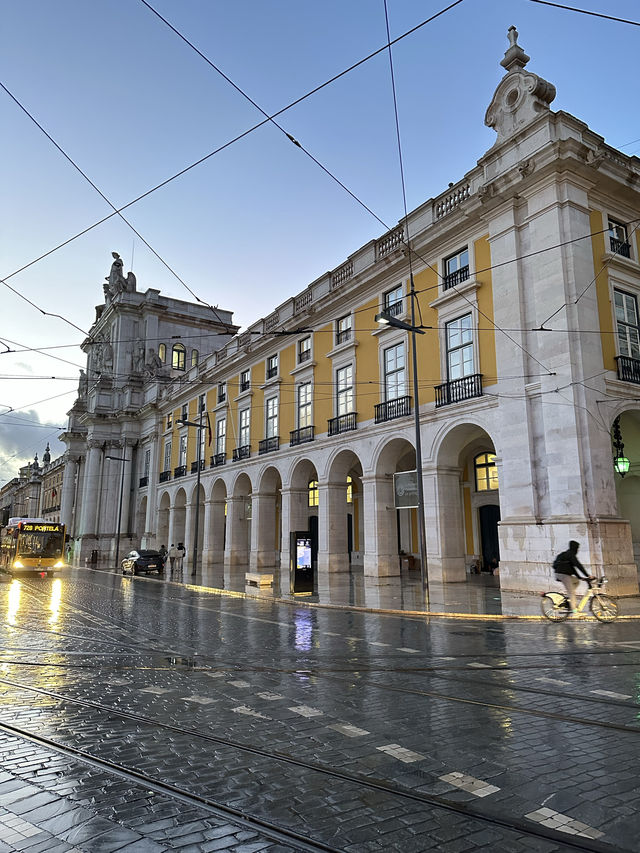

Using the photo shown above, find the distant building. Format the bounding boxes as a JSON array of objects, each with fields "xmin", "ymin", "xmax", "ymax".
[
  {"xmin": 57, "ymin": 29, "xmax": 640, "ymax": 595},
  {"xmin": 38, "ymin": 444, "xmax": 64, "ymax": 523}
]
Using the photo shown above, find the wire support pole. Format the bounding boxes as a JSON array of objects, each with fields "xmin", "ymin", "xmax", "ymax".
[
  {"xmin": 410, "ymin": 278, "xmax": 429, "ymax": 603},
  {"xmin": 192, "ymin": 406, "xmax": 203, "ymax": 577},
  {"xmin": 115, "ymin": 459, "xmax": 126, "ymax": 571}
]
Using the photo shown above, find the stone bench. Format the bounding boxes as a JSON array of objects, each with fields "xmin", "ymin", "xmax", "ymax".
[{"xmin": 245, "ymin": 572, "xmax": 274, "ymax": 588}]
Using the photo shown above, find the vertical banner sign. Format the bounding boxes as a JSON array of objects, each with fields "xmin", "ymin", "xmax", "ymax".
[{"xmin": 394, "ymin": 471, "xmax": 419, "ymax": 509}]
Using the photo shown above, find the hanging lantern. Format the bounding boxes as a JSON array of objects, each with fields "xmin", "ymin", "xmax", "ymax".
[{"xmin": 612, "ymin": 416, "xmax": 630, "ymax": 478}]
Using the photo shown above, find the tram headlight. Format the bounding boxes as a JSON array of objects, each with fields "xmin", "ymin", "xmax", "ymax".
[
  {"xmin": 53, "ymin": 561, "xmax": 65, "ymax": 568},
  {"xmin": 12, "ymin": 560, "xmax": 24, "ymax": 569}
]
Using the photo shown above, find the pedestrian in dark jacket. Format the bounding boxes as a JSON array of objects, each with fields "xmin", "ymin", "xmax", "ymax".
[
  {"xmin": 553, "ymin": 540, "xmax": 593, "ymax": 613},
  {"xmin": 158, "ymin": 545, "xmax": 168, "ymax": 572}
]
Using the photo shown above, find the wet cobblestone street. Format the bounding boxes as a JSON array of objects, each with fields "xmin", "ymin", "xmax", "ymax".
[{"xmin": 0, "ymin": 568, "xmax": 639, "ymax": 851}]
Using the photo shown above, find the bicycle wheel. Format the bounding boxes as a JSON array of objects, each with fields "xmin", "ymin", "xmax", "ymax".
[
  {"xmin": 590, "ymin": 594, "xmax": 618, "ymax": 623},
  {"xmin": 541, "ymin": 592, "xmax": 570, "ymax": 621}
]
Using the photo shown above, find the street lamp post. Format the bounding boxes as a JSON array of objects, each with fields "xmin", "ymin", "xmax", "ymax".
[
  {"xmin": 177, "ymin": 406, "xmax": 205, "ymax": 577},
  {"xmin": 376, "ymin": 279, "xmax": 429, "ymax": 602},
  {"xmin": 106, "ymin": 454, "xmax": 127, "ymax": 570}
]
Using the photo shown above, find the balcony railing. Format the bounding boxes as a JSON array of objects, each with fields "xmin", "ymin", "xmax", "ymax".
[
  {"xmin": 233, "ymin": 445, "xmax": 251, "ymax": 462},
  {"xmin": 375, "ymin": 396, "xmax": 412, "ymax": 423},
  {"xmin": 384, "ymin": 299, "xmax": 403, "ymax": 317},
  {"xmin": 298, "ymin": 348, "xmax": 311, "ymax": 364},
  {"xmin": 210, "ymin": 453, "xmax": 227, "ymax": 467},
  {"xmin": 610, "ymin": 236, "xmax": 631, "ymax": 258},
  {"xmin": 435, "ymin": 373, "xmax": 483, "ymax": 407},
  {"xmin": 442, "ymin": 265, "xmax": 470, "ymax": 291},
  {"xmin": 616, "ymin": 355, "xmax": 640, "ymax": 385},
  {"xmin": 240, "ymin": 380, "xmax": 250, "ymax": 392},
  {"xmin": 159, "ymin": 470, "xmax": 171, "ymax": 483},
  {"xmin": 336, "ymin": 328, "xmax": 352, "ymax": 345},
  {"xmin": 217, "ymin": 391, "xmax": 226, "ymax": 403},
  {"xmin": 259, "ymin": 436, "xmax": 280, "ymax": 455},
  {"xmin": 174, "ymin": 465, "xmax": 187, "ymax": 478},
  {"xmin": 190, "ymin": 460, "xmax": 205, "ymax": 474},
  {"xmin": 266, "ymin": 366, "xmax": 278, "ymax": 379},
  {"xmin": 139, "ymin": 476, "xmax": 149, "ymax": 488},
  {"xmin": 290, "ymin": 425, "xmax": 314, "ymax": 446},
  {"xmin": 328, "ymin": 412, "xmax": 357, "ymax": 435}
]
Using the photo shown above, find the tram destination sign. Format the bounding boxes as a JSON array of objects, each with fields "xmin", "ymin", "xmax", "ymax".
[
  {"xmin": 393, "ymin": 471, "xmax": 419, "ymax": 509},
  {"xmin": 19, "ymin": 522, "xmax": 63, "ymax": 533}
]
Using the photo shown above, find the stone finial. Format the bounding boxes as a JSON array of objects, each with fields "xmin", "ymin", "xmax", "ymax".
[
  {"xmin": 500, "ymin": 25, "xmax": 530, "ymax": 72},
  {"xmin": 43, "ymin": 442, "xmax": 51, "ymax": 465}
]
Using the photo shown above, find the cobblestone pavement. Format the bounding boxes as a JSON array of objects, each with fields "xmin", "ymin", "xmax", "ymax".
[{"xmin": 0, "ymin": 569, "xmax": 639, "ymax": 851}]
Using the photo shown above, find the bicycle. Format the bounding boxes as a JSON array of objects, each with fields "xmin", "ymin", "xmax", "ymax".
[{"xmin": 540, "ymin": 576, "xmax": 618, "ymax": 623}]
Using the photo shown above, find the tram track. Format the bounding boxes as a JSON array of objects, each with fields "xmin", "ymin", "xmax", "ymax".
[{"xmin": 0, "ymin": 675, "xmax": 617, "ymax": 853}]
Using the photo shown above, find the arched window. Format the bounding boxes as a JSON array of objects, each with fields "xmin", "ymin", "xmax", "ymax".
[
  {"xmin": 191, "ymin": 349, "xmax": 199, "ymax": 367},
  {"xmin": 158, "ymin": 343, "xmax": 166, "ymax": 363},
  {"xmin": 172, "ymin": 343, "xmax": 186, "ymax": 371},
  {"xmin": 475, "ymin": 452, "xmax": 498, "ymax": 491},
  {"xmin": 308, "ymin": 480, "xmax": 319, "ymax": 507}
]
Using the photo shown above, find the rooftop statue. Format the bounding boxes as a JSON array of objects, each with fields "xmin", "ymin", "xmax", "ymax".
[{"xmin": 103, "ymin": 251, "xmax": 137, "ymax": 302}]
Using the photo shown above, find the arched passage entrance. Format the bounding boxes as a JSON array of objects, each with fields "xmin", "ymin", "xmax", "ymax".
[
  {"xmin": 225, "ymin": 473, "xmax": 252, "ymax": 566},
  {"xmin": 612, "ymin": 410, "xmax": 640, "ymax": 571},
  {"xmin": 284, "ymin": 458, "xmax": 319, "ymax": 571},
  {"xmin": 172, "ymin": 488, "xmax": 187, "ymax": 552},
  {"xmin": 322, "ymin": 449, "xmax": 363, "ymax": 573},
  {"xmin": 136, "ymin": 496, "xmax": 147, "ymax": 544},
  {"xmin": 432, "ymin": 422, "xmax": 500, "ymax": 582},
  {"xmin": 158, "ymin": 492, "xmax": 170, "ymax": 548},
  {"xmin": 252, "ymin": 466, "xmax": 282, "ymax": 569},
  {"xmin": 371, "ymin": 438, "xmax": 418, "ymax": 576},
  {"xmin": 206, "ymin": 478, "xmax": 227, "ymax": 565},
  {"xmin": 187, "ymin": 481, "xmax": 206, "ymax": 568}
]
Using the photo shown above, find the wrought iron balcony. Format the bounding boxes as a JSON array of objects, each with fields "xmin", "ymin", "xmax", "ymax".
[
  {"xmin": 210, "ymin": 453, "xmax": 226, "ymax": 468},
  {"xmin": 375, "ymin": 396, "xmax": 412, "ymax": 423},
  {"xmin": 232, "ymin": 445, "xmax": 251, "ymax": 462},
  {"xmin": 298, "ymin": 348, "xmax": 311, "ymax": 364},
  {"xmin": 443, "ymin": 265, "xmax": 470, "ymax": 291},
  {"xmin": 190, "ymin": 460, "xmax": 205, "ymax": 474},
  {"xmin": 159, "ymin": 470, "xmax": 171, "ymax": 483},
  {"xmin": 290, "ymin": 426, "xmax": 314, "ymax": 446},
  {"xmin": 139, "ymin": 476, "xmax": 149, "ymax": 488},
  {"xmin": 336, "ymin": 328, "xmax": 352, "ymax": 345},
  {"xmin": 217, "ymin": 390, "xmax": 226, "ymax": 403},
  {"xmin": 384, "ymin": 299, "xmax": 403, "ymax": 317},
  {"xmin": 328, "ymin": 412, "xmax": 357, "ymax": 435},
  {"xmin": 266, "ymin": 366, "xmax": 278, "ymax": 379},
  {"xmin": 259, "ymin": 436, "xmax": 280, "ymax": 455},
  {"xmin": 240, "ymin": 380, "xmax": 250, "ymax": 392},
  {"xmin": 435, "ymin": 373, "xmax": 483, "ymax": 407},
  {"xmin": 616, "ymin": 355, "xmax": 640, "ymax": 385},
  {"xmin": 610, "ymin": 236, "xmax": 631, "ymax": 258},
  {"xmin": 174, "ymin": 465, "xmax": 187, "ymax": 478}
]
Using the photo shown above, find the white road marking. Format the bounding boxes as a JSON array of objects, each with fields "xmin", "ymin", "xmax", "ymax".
[
  {"xmin": 328, "ymin": 723, "xmax": 369, "ymax": 737},
  {"xmin": 525, "ymin": 808, "xmax": 603, "ymax": 839},
  {"xmin": 205, "ymin": 671, "xmax": 226, "ymax": 678},
  {"xmin": 440, "ymin": 771, "xmax": 500, "ymax": 797},
  {"xmin": 370, "ymin": 641, "xmax": 391, "ymax": 647},
  {"xmin": 467, "ymin": 662, "xmax": 492, "ymax": 668},
  {"xmin": 289, "ymin": 705, "xmax": 323, "ymax": 717},
  {"xmin": 182, "ymin": 694, "xmax": 214, "ymax": 705},
  {"xmin": 227, "ymin": 680, "xmax": 250, "ymax": 688},
  {"xmin": 232, "ymin": 705, "xmax": 270, "ymax": 719},
  {"xmin": 397, "ymin": 647, "xmax": 421, "ymax": 654},
  {"xmin": 140, "ymin": 686, "xmax": 172, "ymax": 694},
  {"xmin": 536, "ymin": 677, "xmax": 571, "ymax": 686},
  {"xmin": 377, "ymin": 744, "xmax": 425, "ymax": 763},
  {"xmin": 256, "ymin": 691, "xmax": 284, "ymax": 700},
  {"xmin": 591, "ymin": 689, "xmax": 632, "ymax": 700}
]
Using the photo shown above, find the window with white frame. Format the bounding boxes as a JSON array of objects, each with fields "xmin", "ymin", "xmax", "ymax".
[
  {"xmin": 199, "ymin": 393, "xmax": 206, "ymax": 413},
  {"xmin": 198, "ymin": 426, "xmax": 205, "ymax": 462},
  {"xmin": 384, "ymin": 344, "xmax": 406, "ymax": 401},
  {"xmin": 239, "ymin": 408, "xmax": 250, "ymax": 447},
  {"xmin": 143, "ymin": 448, "xmax": 150, "ymax": 479},
  {"xmin": 191, "ymin": 349, "xmax": 199, "ymax": 367},
  {"xmin": 181, "ymin": 404, "xmax": 188, "ymax": 423},
  {"xmin": 172, "ymin": 343, "xmax": 186, "ymax": 371},
  {"xmin": 336, "ymin": 364, "xmax": 354, "ymax": 415},
  {"xmin": 179, "ymin": 435, "xmax": 187, "ymax": 467},
  {"xmin": 240, "ymin": 369, "xmax": 250, "ymax": 392},
  {"xmin": 298, "ymin": 336, "xmax": 311, "ymax": 363},
  {"xmin": 218, "ymin": 381, "xmax": 226, "ymax": 403},
  {"xmin": 216, "ymin": 417, "xmax": 226, "ymax": 455},
  {"xmin": 336, "ymin": 314, "xmax": 352, "ymax": 345},
  {"xmin": 475, "ymin": 452, "xmax": 498, "ymax": 491},
  {"xmin": 166, "ymin": 412, "xmax": 173, "ymax": 430},
  {"xmin": 609, "ymin": 218, "xmax": 630, "ymax": 257},
  {"xmin": 163, "ymin": 439, "xmax": 172, "ymax": 472},
  {"xmin": 266, "ymin": 354, "xmax": 278, "ymax": 379},
  {"xmin": 614, "ymin": 289, "xmax": 640, "ymax": 359},
  {"xmin": 446, "ymin": 314, "xmax": 474, "ymax": 379},
  {"xmin": 158, "ymin": 343, "xmax": 166, "ymax": 363},
  {"xmin": 298, "ymin": 382, "xmax": 312, "ymax": 427},
  {"xmin": 443, "ymin": 246, "xmax": 470, "ymax": 290},
  {"xmin": 383, "ymin": 284, "xmax": 403, "ymax": 317},
  {"xmin": 266, "ymin": 397, "xmax": 278, "ymax": 438}
]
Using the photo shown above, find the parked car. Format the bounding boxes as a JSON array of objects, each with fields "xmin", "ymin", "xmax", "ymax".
[{"xmin": 121, "ymin": 549, "xmax": 163, "ymax": 576}]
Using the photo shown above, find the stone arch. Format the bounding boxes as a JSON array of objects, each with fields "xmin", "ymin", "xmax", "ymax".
[
  {"xmin": 283, "ymin": 457, "xmax": 319, "ymax": 572},
  {"xmin": 610, "ymin": 408, "xmax": 640, "ymax": 570},
  {"xmin": 251, "ymin": 466, "xmax": 282, "ymax": 569},
  {"xmin": 172, "ymin": 487, "xmax": 187, "ymax": 552},
  {"xmin": 225, "ymin": 473, "xmax": 252, "ymax": 566},
  {"xmin": 186, "ymin": 481, "xmax": 206, "ymax": 569},
  {"xmin": 321, "ymin": 448, "xmax": 364, "ymax": 572},
  {"xmin": 157, "ymin": 491, "xmax": 171, "ymax": 550},
  {"xmin": 432, "ymin": 421, "xmax": 499, "ymax": 582},
  {"xmin": 206, "ymin": 478, "xmax": 228, "ymax": 564}
]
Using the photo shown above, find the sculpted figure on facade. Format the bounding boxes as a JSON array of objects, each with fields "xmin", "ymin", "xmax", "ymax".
[
  {"xmin": 104, "ymin": 252, "xmax": 137, "ymax": 300},
  {"xmin": 134, "ymin": 344, "xmax": 146, "ymax": 374},
  {"xmin": 144, "ymin": 348, "xmax": 164, "ymax": 377},
  {"xmin": 78, "ymin": 369, "xmax": 88, "ymax": 398}
]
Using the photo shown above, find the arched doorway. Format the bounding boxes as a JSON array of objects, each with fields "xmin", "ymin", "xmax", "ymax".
[
  {"xmin": 208, "ymin": 478, "xmax": 227, "ymax": 564},
  {"xmin": 287, "ymin": 458, "xmax": 319, "ymax": 570},
  {"xmin": 157, "ymin": 491, "xmax": 171, "ymax": 549},
  {"xmin": 612, "ymin": 410, "xmax": 640, "ymax": 570},
  {"xmin": 253, "ymin": 466, "xmax": 282, "ymax": 569},
  {"xmin": 173, "ymin": 488, "xmax": 187, "ymax": 551},
  {"xmin": 225, "ymin": 473, "xmax": 252, "ymax": 566},
  {"xmin": 373, "ymin": 438, "xmax": 417, "ymax": 576},
  {"xmin": 322, "ymin": 449, "xmax": 363, "ymax": 573}
]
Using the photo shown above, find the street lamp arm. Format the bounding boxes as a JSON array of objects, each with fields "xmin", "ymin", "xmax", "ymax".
[{"xmin": 375, "ymin": 311, "xmax": 427, "ymax": 334}]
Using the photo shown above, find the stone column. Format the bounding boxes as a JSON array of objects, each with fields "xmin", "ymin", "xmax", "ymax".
[
  {"xmin": 362, "ymin": 474, "xmax": 399, "ymax": 578},
  {"xmin": 144, "ymin": 437, "xmax": 158, "ymax": 541},
  {"xmin": 168, "ymin": 505, "xmax": 177, "ymax": 549},
  {"xmin": 224, "ymin": 496, "xmax": 249, "ymax": 566},
  {"xmin": 250, "ymin": 491, "xmax": 277, "ymax": 569},
  {"xmin": 60, "ymin": 457, "xmax": 77, "ymax": 532},
  {"xmin": 119, "ymin": 446, "xmax": 134, "ymax": 539},
  {"xmin": 201, "ymin": 498, "xmax": 214, "ymax": 567},
  {"xmin": 317, "ymin": 480, "xmax": 349, "ymax": 572},
  {"xmin": 431, "ymin": 466, "xmax": 466, "ymax": 583},
  {"xmin": 184, "ymin": 502, "xmax": 193, "ymax": 570},
  {"xmin": 210, "ymin": 498, "xmax": 226, "ymax": 564},
  {"xmin": 79, "ymin": 441, "xmax": 103, "ymax": 538}
]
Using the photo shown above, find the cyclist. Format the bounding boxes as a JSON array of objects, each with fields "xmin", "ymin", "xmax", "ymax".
[{"xmin": 553, "ymin": 540, "xmax": 593, "ymax": 615}]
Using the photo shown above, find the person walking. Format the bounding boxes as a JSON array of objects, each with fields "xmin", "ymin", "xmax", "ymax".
[
  {"xmin": 158, "ymin": 545, "xmax": 168, "ymax": 573},
  {"xmin": 168, "ymin": 544, "xmax": 178, "ymax": 574},
  {"xmin": 553, "ymin": 540, "xmax": 593, "ymax": 615},
  {"xmin": 177, "ymin": 542, "xmax": 185, "ymax": 573}
]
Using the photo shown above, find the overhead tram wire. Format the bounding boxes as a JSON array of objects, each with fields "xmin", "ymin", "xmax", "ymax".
[
  {"xmin": 527, "ymin": 0, "xmax": 640, "ymax": 26},
  {"xmin": 1, "ymin": 1, "xmax": 466, "ymax": 292},
  {"xmin": 0, "ymin": 82, "xmax": 234, "ymax": 334}
]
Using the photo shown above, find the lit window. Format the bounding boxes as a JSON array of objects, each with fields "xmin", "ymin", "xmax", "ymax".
[
  {"xmin": 166, "ymin": 412, "xmax": 173, "ymax": 430},
  {"xmin": 191, "ymin": 349, "xmax": 199, "ymax": 367},
  {"xmin": 446, "ymin": 314, "xmax": 474, "ymax": 379},
  {"xmin": 475, "ymin": 453, "xmax": 498, "ymax": 491},
  {"xmin": 346, "ymin": 475, "xmax": 353, "ymax": 504},
  {"xmin": 172, "ymin": 343, "xmax": 186, "ymax": 371},
  {"xmin": 614, "ymin": 290, "xmax": 640, "ymax": 359},
  {"xmin": 308, "ymin": 480, "xmax": 319, "ymax": 507},
  {"xmin": 158, "ymin": 343, "xmax": 166, "ymax": 363},
  {"xmin": 384, "ymin": 344, "xmax": 406, "ymax": 401}
]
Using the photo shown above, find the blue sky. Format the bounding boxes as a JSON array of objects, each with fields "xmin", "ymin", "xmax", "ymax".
[{"xmin": 1, "ymin": 0, "xmax": 639, "ymax": 482}]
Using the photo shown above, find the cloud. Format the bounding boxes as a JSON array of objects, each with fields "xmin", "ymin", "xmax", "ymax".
[{"xmin": 0, "ymin": 410, "xmax": 66, "ymax": 484}]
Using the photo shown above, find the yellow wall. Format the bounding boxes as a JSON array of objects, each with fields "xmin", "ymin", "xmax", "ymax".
[
  {"xmin": 279, "ymin": 343, "xmax": 295, "ymax": 439},
  {"xmin": 355, "ymin": 296, "xmax": 382, "ymax": 420},
  {"xmin": 475, "ymin": 235, "xmax": 497, "ymax": 387},
  {"xmin": 314, "ymin": 324, "xmax": 333, "ymax": 430},
  {"xmin": 591, "ymin": 209, "xmax": 616, "ymax": 370},
  {"xmin": 413, "ymin": 266, "xmax": 440, "ymax": 401}
]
